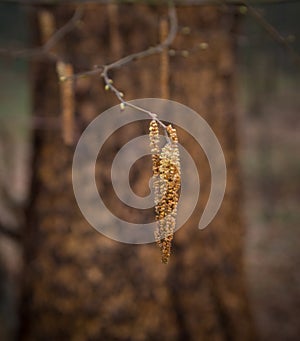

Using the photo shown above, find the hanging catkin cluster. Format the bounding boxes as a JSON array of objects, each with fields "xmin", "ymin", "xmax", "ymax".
[{"xmin": 149, "ymin": 120, "xmax": 181, "ymax": 263}]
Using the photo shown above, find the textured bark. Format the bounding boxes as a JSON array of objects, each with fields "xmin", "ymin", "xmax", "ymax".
[{"xmin": 20, "ymin": 4, "xmax": 256, "ymax": 341}]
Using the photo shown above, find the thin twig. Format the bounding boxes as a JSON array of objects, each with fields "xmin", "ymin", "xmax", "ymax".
[
  {"xmin": 241, "ymin": 0, "xmax": 300, "ymax": 64},
  {"xmin": 102, "ymin": 66, "xmax": 167, "ymax": 130},
  {"xmin": 99, "ymin": 3, "xmax": 177, "ymax": 134},
  {"xmin": 0, "ymin": 6, "xmax": 83, "ymax": 60},
  {"xmin": 69, "ymin": 4, "xmax": 177, "ymax": 80},
  {"xmin": 107, "ymin": 6, "xmax": 177, "ymax": 72},
  {"xmin": 44, "ymin": 6, "xmax": 83, "ymax": 52}
]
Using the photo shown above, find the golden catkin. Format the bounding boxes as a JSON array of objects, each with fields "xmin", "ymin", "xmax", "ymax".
[
  {"xmin": 149, "ymin": 121, "xmax": 181, "ymax": 264},
  {"xmin": 149, "ymin": 120, "xmax": 161, "ymax": 207}
]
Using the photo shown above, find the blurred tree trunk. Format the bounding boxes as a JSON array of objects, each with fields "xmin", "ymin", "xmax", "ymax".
[{"xmin": 20, "ymin": 4, "xmax": 257, "ymax": 341}]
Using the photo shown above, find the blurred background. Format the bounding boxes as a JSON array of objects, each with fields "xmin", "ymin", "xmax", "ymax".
[
  {"xmin": 238, "ymin": 3, "xmax": 300, "ymax": 340},
  {"xmin": 0, "ymin": 1, "xmax": 299, "ymax": 340}
]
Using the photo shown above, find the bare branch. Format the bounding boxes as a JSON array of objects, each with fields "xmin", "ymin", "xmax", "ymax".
[
  {"xmin": 98, "ymin": 3, "xmax": 178, "ymax": 135},
  {"xmin": 241, "ymin": 0, "xmax": 300, "ymax": 64},
  {"xmin": 43, "ymin": 5, "xmax": 83, "ymax": 52},
  {"xmin": 69, "ymin": 4, "xmax": 177, "ymax": 80},
  {"xmin": 0, "ymin": 6, "xmax": 83, "ymax": 61},
  {"xmin": 107, "ymin": 5, "xmax": 177, "ymax": 71}
]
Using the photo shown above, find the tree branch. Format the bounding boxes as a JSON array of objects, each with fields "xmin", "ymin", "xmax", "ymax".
[
  {"xmin": 44, "ymin": 5, "xmax": 83, "ymax": 52},
  {"xmin": 98, "ymin": 3, "xmax": 177, "ymax": 135},
  {"xmin": 0, "ymin": 5, "xmax": 83, "ymax": 60},
  {"xmin": 69, "ymin": 4, "xmax": 177, "ymax": 80},
  {"xmin": 241, "ymin": 0, "xmax": 300, "ymax": 64}
]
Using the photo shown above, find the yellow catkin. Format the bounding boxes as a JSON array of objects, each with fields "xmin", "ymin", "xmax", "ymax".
[
  {"xmin": 149, "ymin": 120, "xmax": 160, "ymax": 207},
  {"xmin": 149, "ymin": 121, "xmax": 181, "ymax": 264}
]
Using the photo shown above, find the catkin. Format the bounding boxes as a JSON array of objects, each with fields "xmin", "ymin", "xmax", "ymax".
[
  {"xmin": 149, "ymin": 120, "xmax": 161, "ymax": 207},
  {"xmin": 149, "ymin": 120, "xmax": 181, "ymax": 264}
]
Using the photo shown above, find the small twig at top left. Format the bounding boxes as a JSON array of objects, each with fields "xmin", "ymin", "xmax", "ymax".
[{"xmin": 0, "ymin": 5, "xmax": 83, "ymax": 60}]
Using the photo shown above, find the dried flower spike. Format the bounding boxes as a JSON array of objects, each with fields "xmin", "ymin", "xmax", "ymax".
[
  {"xmin": 149, "ymin": 120, "xmax": 160, "ymax": 206},
  {"xmin": 149, "ymin": 121, "xmax": 181, "ymax": 264}
]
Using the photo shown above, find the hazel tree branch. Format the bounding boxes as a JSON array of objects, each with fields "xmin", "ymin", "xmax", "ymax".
[
  {"xmin": 44, "ymin": 5, "xmax": 83, "ymax": 52},
  {"xmin": 1, "ymin": 0, "xmax": 297, "ymax": 136},
  {"xmin": 98, "ymin": 3, "xmax": 177, "ymax": 135},
  {"xmin": 70, "ymin": 4, "xmax": 177, "ymax": 80},
  {"xmin": 0, "ymin": 1, "xmax": 177, "ymax": 138},
  {"xmin": 106, "ymin": 5, "xmax": 177, "ymax": 72},
  {"xmin": 240, "ymin": 0, "xmax": 300, "ymax": 64},
  {"xmin": 0, "ymin": 5, "xmax": 83, "ymax": 60}
]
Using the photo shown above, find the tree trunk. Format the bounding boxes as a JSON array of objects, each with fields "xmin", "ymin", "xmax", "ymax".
[{"xmin": 20, "ymin": 4, "xmax": 256, "ymax": 340}]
